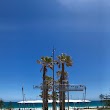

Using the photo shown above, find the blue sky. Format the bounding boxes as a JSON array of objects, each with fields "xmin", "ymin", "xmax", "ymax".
[{"xmin": 0, "ymin": 0, "xmax": 110, "ymax": 101}]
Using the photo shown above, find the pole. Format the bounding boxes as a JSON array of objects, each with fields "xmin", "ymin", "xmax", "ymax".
[
  {"xmin": 24, "ymin": 94, "xmax": 25, "ymax": 110},
  {"xmin": 22, "ymin": 86, "xmax": 25, "ymax": 110},
  {"xmin": 52, "ymin": 47, "xmax": 56, "ymax": 110}
]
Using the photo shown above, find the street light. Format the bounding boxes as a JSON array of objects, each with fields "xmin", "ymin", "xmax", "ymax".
[{"xmin": 52, "ymin": 47, "xmax": 56, "ymax": 110}]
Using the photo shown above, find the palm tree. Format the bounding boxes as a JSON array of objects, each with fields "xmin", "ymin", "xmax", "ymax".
[
  {"xmin": 0, "ymin": 99, "xmax": 4, "ymax": 110},
  {"xmin": 37, "ymin": 56, "xmax": 53, "ymax": 110},
  {"xmin": 57, "ymin": 53, "xmax": 72, "ymax": 110},
  {"xmin": 45, "ymin": 75, "xmax": 53, "ymax": 101},
  {"xmin": 39, "ymin": 75, "xmax": 53, "ymax": 106},
  {"xmin": 57, "ymin": 71, "xmax": 68, "ymax": 80},
  {"xmin": 56, "ymin": 71, "xmax": 68, "ymax": 109}
]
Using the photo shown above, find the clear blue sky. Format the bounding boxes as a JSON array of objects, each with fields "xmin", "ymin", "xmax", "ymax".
[{"xmin": 0, "ymin": 0, "xmax": 110, "ymax": 101}]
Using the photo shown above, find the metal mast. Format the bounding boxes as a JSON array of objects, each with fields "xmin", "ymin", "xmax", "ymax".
[{"xmin": 22, "ymin": 86, "xmax": 25, "ymax": 110}]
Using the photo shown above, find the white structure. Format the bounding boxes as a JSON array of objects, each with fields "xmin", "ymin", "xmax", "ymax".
[{"xmin": 18, "ymin": 99, "xmax": 91, "ymax": 104}]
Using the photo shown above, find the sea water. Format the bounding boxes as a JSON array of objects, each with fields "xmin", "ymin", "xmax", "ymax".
[{"xmin": 3, "ymin": 101, "xmax": 104, "ymax": 109}]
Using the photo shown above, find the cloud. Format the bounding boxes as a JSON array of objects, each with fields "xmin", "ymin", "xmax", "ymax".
[
  {"xmin": 56, "ymin": 0, "xmax": 110, "ymax": 12},
  {"xmin": 57, "ymin": 0, "xmax": 97, "ymax": 8},
  {"xmin": 55, "ymin": 0, "xmax": 110, "ymax": 32}
]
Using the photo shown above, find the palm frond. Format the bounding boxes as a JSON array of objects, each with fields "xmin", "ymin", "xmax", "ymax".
[
  {"xmin": 56, "ymin": 71, "xmax": 62, "ymax": 77},
  {"xmin": 56, "ymin": 71, "xmax": 68, "ymax": 77},
  {"xmin": 66, "ymin": 55, "xmax": 73, "ymax": 66},
  {"xmin": 55, "ymin": 60, "xmax": 61, "ymax": 68},
  {"xmin": 66, "ymin": 61, "xmax": 72, "ymax": 66},
  {"xmin": 41, "ymin": 56, "xmax": 45, "ymax": 61},
  {"xmin": 37, "ymin": 60, "xmax": 41, "ymax": 64},
  {"xmin": 55, "ymin": 79, "xmax": 60, "ymax": 84},
  {"xmin": 47, "ymin": 64, "xmax": 53, "ymax": 70},
  {"xmin": 57, "ymin": 53, "xmax": 73, "ymax": 67}
]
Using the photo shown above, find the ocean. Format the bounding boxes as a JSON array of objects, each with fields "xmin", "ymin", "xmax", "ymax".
[{"xmin": 3, "ymin": 101, "xmax": 103, "ymax": 109}]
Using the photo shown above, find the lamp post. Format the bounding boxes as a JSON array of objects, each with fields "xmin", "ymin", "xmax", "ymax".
[
  {"xmin": 52, "ymin": 47, "xmax": 56, "ymax": 110},
  {"xmin": 22, "ymin": 87, "xmax": 25, "ymax": 110}
]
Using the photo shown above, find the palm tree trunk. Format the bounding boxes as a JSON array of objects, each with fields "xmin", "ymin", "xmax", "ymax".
[
  {"xmin": 62, "ymin": 63, "xmax": 65, "ymax": 110},
  {"xmin": 59, "ymin": 76, "xmax": 62, "ymax": 110},
  {"xmin": 59, "ymin": 63, "xmax": 65, "ymax": 110},
  {"xmin": 45, "ymin": 84, "xmax": 48, "ymax": 110},
  {"xmin": 43, "ymin": 66, "xmax": 47, "ymax": 110},
  {"xmin": 43, "ymin": 68, "xmax": 45, "ymax": 110}
]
